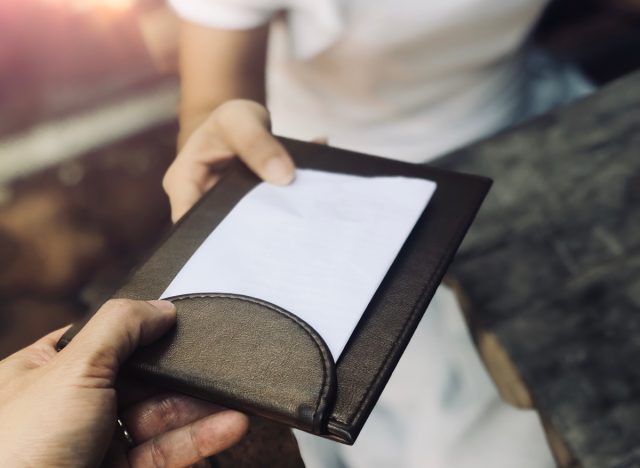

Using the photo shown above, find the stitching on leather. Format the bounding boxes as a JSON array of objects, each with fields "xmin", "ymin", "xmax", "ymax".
[
  {"xmin": 332, "ymin": 210, "xmax": 472, "ymax": 426},
  {"xmin": 170, "ymin": 293, "xmax": 332, "ymax": 429}
]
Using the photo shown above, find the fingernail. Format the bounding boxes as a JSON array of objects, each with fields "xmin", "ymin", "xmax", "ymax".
[
  {"xmin": 264, "ymin": 156, "xmax": 295, "ymax": 185},
  {"xmin": 147, "ymin": 300, "xmax": 176, "ymax": 314}
]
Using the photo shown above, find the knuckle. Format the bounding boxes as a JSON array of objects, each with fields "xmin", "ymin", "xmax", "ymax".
[
  {"xmin": 215, "ymin": 99, "xmax": 269, "ymax": 128},
  {"xmin": 99, "ymin": 299, "xmax": 141, "ymax": 347},
  {"xmin": 161, "ymin": 168, "xmax": 174, "ymax": 193},
  {"xmin": 188, "ymin": 421, "xmax": 205, "ymax": 460},
  {"xmin": 240, "ymin": 99, "xmax": 269, "ymax": 118},
  {"xmin": 213, "ymin": 100, "xmax": 238, "ymax": 122},
  {"xmin": 104, "ymin": 298, "xmax": 135, "ymax": 315},
  {"xmin": 155, "ymin": 394, "xmax": 181, "ymax": 429},
  {"xmin": 149, "ymin": 436, "xmax": 168, "ymax": 468}
]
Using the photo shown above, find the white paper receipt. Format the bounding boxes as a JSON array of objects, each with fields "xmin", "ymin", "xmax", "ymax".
[{"xmin": 161, "ymin": 169, "xmax": 436, "ymax": 359}]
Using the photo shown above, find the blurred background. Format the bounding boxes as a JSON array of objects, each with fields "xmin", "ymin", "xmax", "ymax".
[{"xmin": 0, "ymin": 0, "xmax": 639, "ymax": 358}]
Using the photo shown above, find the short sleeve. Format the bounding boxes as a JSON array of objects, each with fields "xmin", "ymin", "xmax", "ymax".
[
  {"xmin": 167, "ymin": 0, "xmax": 282, "ymax": 29},
  {"xmin": 169, "ymin": 0, "xmax": 345, "ymax": 60}
]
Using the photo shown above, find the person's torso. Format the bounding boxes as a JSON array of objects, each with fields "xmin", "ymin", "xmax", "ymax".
[{"xmin": 267, "ymin": 0, "xmax": 549, "ymax": 161}]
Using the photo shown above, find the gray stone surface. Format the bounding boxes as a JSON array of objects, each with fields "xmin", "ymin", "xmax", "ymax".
[{"xmin": 437, "ymin": 71, "xmax": 640, "ymax": 468}]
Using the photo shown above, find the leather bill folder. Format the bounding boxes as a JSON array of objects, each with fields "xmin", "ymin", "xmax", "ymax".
[{"xmin": 57, "ymin": 137, "xmax": 491, "ymax": 444}]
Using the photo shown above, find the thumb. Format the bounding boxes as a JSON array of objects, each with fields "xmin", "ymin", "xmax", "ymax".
[
  {"xmin": 60, "ymin": 299, "xmax": 176, "ymax": 377},
  {"xmin": 215, "ymin": 100, "xmax": 295, "ymax": 186}
]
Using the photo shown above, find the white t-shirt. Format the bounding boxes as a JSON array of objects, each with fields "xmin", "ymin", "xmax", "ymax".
[{"xmin": 169, "ymin": 0, "xmax": 550, "ymax": 161}]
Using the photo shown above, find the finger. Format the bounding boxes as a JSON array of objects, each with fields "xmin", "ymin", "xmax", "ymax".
[
  {"xmin": 216, "ymin": 100, "xmax": 295, "ymax": 186},
  {"xmin": 163, "ymin": 145, "xmax": 228, "ymax": 222},
  {"xmin": 121, "ymin": 393, "xmax": 224, "ymax": 444},
  {"xmin": 128, "ymin": 409, "xmax": 249, "ymax": 467},
  {"xmin": 165, "ymin": 174, "xmax": 211, "ymax": 223},
  {"xmin": 0, "ymin": 325, "xmax": 71, "ymax": 376},
  {"xmin": 60, "ymin": 299, "xmax": 176, "ymax": 377},
  {"xmin": 168, "ymin": 172, "xmax": 224, "ymax": 223},
  {"xmin": 17, "ymin": 325, "xmax": 69, "ymax": 358},
  {"xmin": 34, "ymin": 325, "xmax": 71, "ymax": 350},
  {"xmin": 21, "ymin": 325, "xmax": 71, "ymax": 366}
]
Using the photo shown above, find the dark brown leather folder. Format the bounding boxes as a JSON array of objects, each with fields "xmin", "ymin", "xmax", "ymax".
[{"xmin": 57, "ymin": 137, "xmax": 491, "ymax": 444}]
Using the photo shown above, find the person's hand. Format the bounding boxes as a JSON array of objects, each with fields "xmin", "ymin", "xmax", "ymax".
[
  {"xmin": 0, "ymin": 299, "xmax": 249, "ymax": 467},
  {"xmin": 163, "ymin": 99, "xmax": 296, "ymax": 222}
]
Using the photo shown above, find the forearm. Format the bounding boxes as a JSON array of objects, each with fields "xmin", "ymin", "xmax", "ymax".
[
  {"xmin": 177, "ymin": 20, "xmax": 269, "ymax": 148},
  {"xmin": 165, "ymin": 19, "xmax": 292, "ymax": 222}
]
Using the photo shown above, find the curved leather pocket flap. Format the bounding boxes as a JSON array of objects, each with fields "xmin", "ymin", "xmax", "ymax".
[{"xmin": 127, "ymin": 293, "xmax": 337, "ymax": 434}]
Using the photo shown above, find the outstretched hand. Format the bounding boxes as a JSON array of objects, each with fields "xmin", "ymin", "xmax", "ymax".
[
  {"xmin": 163, "ymin": 99, "xmax": 296, "ymax": 222},
  {"xmin": 0, "ymin": 299, "xmax": 249, "ymax": 467}
]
